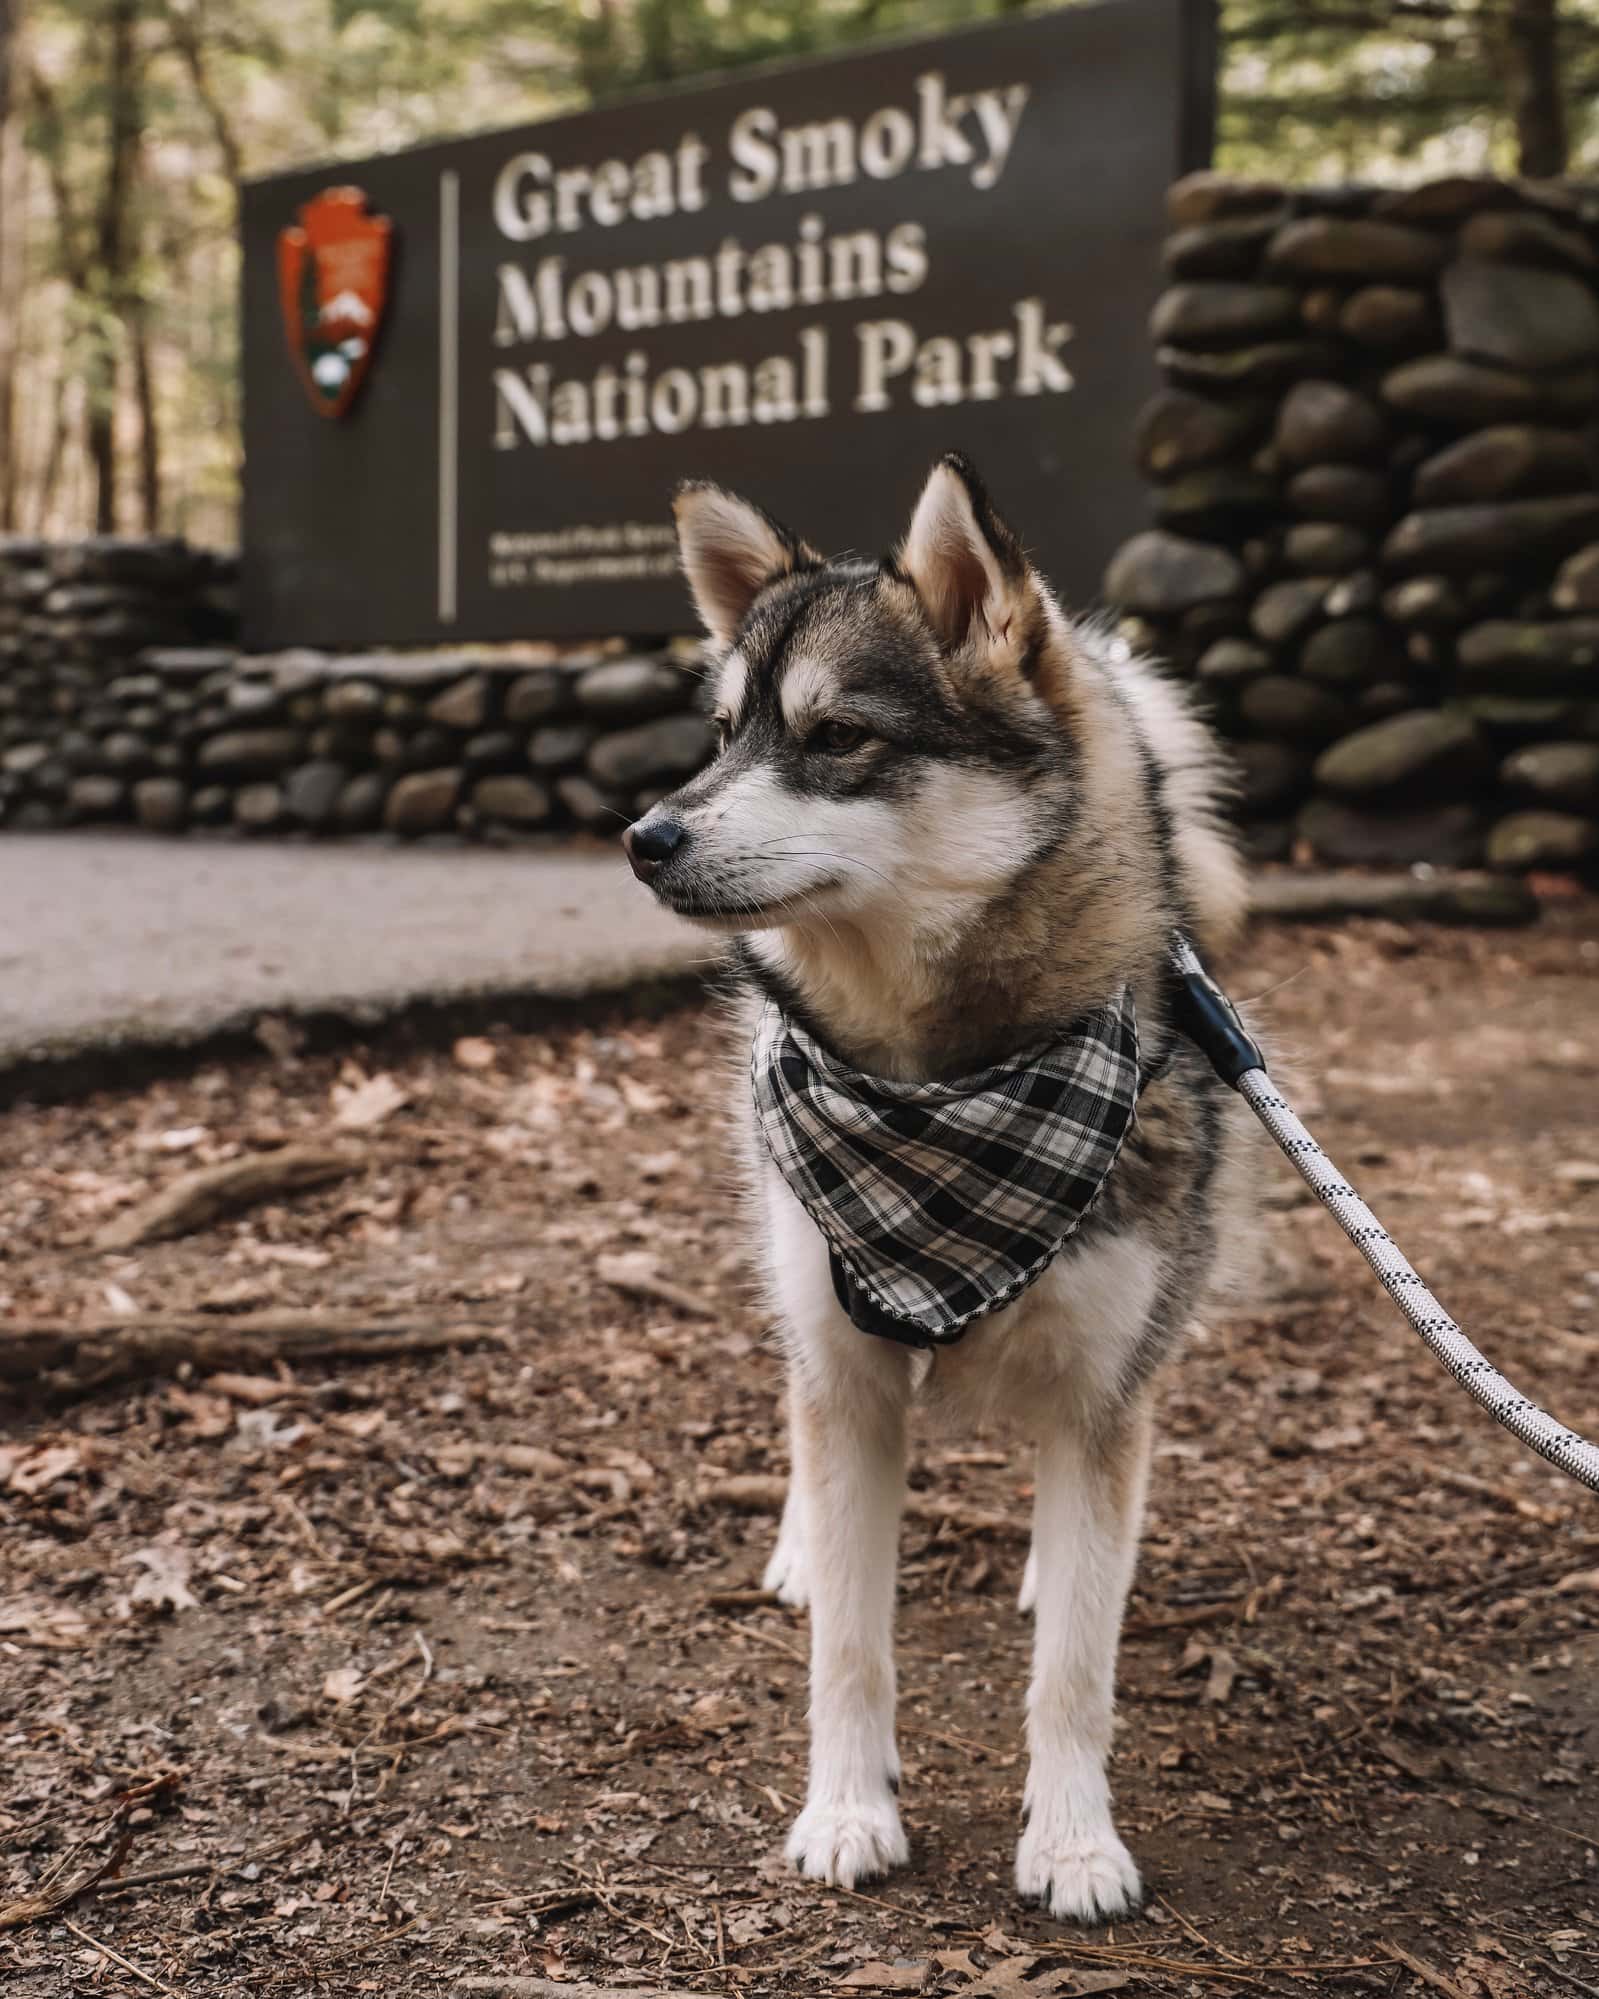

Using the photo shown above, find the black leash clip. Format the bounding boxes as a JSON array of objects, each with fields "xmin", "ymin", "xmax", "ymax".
[{"xmin": 1169, "ymin": 933, "xmax": 1266, "ymax": 1088}]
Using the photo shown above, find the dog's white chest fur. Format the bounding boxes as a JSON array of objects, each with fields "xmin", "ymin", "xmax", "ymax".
[{"xmin": 762, "ymin": 1156, "xmax": 1163, "ymax": 1434}]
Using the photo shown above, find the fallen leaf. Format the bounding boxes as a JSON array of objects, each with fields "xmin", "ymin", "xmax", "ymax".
[
  {"xmin": 0, "ymin": 1600, "xmax": 93, "ymax": 1649},
  {"xmin": 163, "ymin": 1386, "xmax": 234, "ymax": 1439},
  {"xmin": 255, "ymin": 1015, "xmax": 306, "ymax": 1063},
  {"xmin": 205, "ymin": 1372, "xmax": 293, "ymax": 1406},
  {"xmin": 332, "ymin": 1071, "xmax": 410, "ymax": 1130},
  {"xmin": 965, "ymin": 1955, "xmax": 1130, "ymax": 1997},
  {"xmin": 836, "ymin": 1963, "xmax": 928, "ymax": 1992},
  {"xmin": 8, "ymin": 1443, "xmax": 87, "ymax": 1495},
  {"xmin": 1377, "ymin": 1736, "xmax": 1444, "ymax": 1782},
  {"xmin": 134, "ymin": 1125, "xmax": 208, "ymax": 1154},
  {"xmin": 232, "ymin": 1410, "xmax": 306, "ymax": 1452},
  {"xmin": 323, "ymin": 1665, "xmax": 365, "ymax": 1704},
  {"xmin": 1205, "ymin": 1646, "xmax": 1239, "ymax": 1704},
  {"xmin": 240, "ymin": 1241, "xmax": 333, "ymax": 1269},
  {"xmin": 617, "ymin": 1075, "xmax": 671, "ymax": 1115},
  {"xmin": 1554, "ymin": 1569, "xmax": 1599, "ymax": 1595},
  {"xmin": 129, "ymin": 1544, "xmax": 200, "ymax": 1612}
]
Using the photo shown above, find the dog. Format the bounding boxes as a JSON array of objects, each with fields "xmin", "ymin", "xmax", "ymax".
[{"xmin": 622, "ymin": 452, "xmax": 1254, "ymax": 1921}]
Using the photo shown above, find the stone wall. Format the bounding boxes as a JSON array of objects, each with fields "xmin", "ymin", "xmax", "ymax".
[
  {"xmin": 0, "ymin": 537, "xmax": 711, "ymax": 838},
  {"xmin": 1103, "ymin": 171, "xmax": 1599, "ymax": 875}
]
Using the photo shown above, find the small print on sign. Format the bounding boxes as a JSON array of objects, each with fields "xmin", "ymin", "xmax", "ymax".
[{"xmin": 277, "ymin": 186, "xmax": 393, "ymax": 419}]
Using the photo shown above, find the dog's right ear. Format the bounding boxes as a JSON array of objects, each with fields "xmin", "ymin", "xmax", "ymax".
[
  {"xmin": 898, "ymin": 453, "xmax": 1030, "ymax": 655},
  {"xmin": 673, "ymin": 483, "xmax": 818, "ymax": 648}
]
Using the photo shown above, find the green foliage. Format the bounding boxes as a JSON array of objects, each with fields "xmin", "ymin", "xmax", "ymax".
[
  {"xmin": 5, "ymin": 0, "xmax": 1595, "ymax": 537},
  {"xmin": 1219, "ymin": 0, "xmax": 1599, "ymax": 179}
]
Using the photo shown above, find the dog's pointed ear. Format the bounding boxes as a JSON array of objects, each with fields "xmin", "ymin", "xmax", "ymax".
[
  {"xmin": 673, "ymin": 482, "xmax": 818, "ymax": 648},
  {"xmin": 898, "ymin": 453, "xmax": 1033, "ymax": 659}
]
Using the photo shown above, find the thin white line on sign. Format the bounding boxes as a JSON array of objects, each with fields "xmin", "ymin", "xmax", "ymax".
[{"xmin": 438, "ymin": 169, "xmax": 460, "ymax": 625}]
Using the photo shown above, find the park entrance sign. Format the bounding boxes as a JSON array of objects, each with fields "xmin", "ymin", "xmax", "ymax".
[{"xmin": 241, "ymin": 0, "xmax": 1212, "ymax": 648}]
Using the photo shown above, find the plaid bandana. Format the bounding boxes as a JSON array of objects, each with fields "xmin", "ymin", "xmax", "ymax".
[{"xmin": 752, "ymin": 987, "xmax": 1146, "ymax": 1349}]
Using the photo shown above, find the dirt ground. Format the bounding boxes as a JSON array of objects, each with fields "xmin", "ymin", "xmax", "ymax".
[{"xmin": 3, "ymin": 905, "xmax": 1598, "ymax": 1998}]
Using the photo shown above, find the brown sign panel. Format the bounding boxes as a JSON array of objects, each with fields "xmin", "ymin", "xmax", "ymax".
[{"xmin": 241, "ymin": 0, "xmax": 1211, "ymax": 648}]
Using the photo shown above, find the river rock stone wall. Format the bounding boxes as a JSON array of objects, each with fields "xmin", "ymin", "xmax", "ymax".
[
  {"xmin": 1103, "ymin": 171, "xmax": 1599, "ymax": 876},
  {"xmin": 0, "ymin": 537, "xmax": 712, "ymax": 839}
]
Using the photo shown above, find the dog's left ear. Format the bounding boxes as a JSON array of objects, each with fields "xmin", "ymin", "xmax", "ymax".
[{"xmin": 898, "ymin": 453, "xmax": 1036, "ymax": 667}]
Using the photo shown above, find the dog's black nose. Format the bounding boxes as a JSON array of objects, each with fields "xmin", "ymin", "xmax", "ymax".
[{"xmin": 623, "ymin": 816, "xmax": 687, "ymax": 883}]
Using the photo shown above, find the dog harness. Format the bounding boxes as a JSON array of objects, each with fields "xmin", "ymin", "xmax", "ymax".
[{"xmin": 751, "ymin": 987, "xmax": 1150, "ymax": 1350}]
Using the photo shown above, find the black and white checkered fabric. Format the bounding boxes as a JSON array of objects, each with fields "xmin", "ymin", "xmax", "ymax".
[{"xmin": 751, "ymin": 987, "xmax": 1144, "ymax": 1345}]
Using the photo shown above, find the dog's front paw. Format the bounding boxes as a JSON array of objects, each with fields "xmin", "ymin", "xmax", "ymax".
[
  {"xmin": 786, "ymin": 1795, "xmax": 908, "ymax": 1888},
  {"xmin": 1015, "ymin": 1820, "xmax": 1142, "ymax": 1922}
]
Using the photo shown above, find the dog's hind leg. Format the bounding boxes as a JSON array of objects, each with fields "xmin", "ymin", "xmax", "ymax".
[
  {"xmin": 762, "ymin": 1383, "xmax": 810, "ymax": 1609},
  {"xmin": 1015, "ymin": 1393, "xmax": 1152, "ymax": 1922},
  {"xmin": 782, "ymin": 1342, "xmax": 910, "ymax": 1889},
  {"xmin": 1017, "ymin": 1542, "xmax": 1038, "ymax": 1615},
  {"xmin": 762, "ymin": 1486, "xmax": 810, "ymax": 1608}
]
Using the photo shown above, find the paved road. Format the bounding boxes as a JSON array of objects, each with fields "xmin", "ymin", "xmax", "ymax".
[
  {"xmin": 0, "ymin": 833, "xmax": 709, "ymax": 1071},
  {"xmin": 0, "ymin": 835, "xmax": 1535, "ymax": 1082}
]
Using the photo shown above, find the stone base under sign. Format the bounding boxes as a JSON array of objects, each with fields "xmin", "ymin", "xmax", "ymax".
[
  {"xmin": 1, "ymin": 514, "xmax": 1593, "ymax": 877},
  {"xmin": 1098, "ymin": 170, "xmax": 1599, "ymax": 883},
  {"xmin": 0, "ymin": 538, "xmax": 715, "ymax": 840}
]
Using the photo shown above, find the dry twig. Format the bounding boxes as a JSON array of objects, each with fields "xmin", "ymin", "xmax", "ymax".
[
  {"xmin": 0, "ymin": 1829, "xmax": 131, "ymax": 1933},
  {"xmin": 596, "ymin": 1253, "xmax": 718, "ymax": 1320},
  {"xmin": 61, "ymin": 1915, "xmax": 176, "ymax": 1992},
  {"xmin": 94, "ymin": 1144, "xmax": 359, "ymax": 1249},
  {"xmin": 1381, "ymin": 1942, "xmax": 1473, "ymax": 1999},
  {"xmin": 4, "ymin": 1309, "xmax": 506, "ymax": 1394}
]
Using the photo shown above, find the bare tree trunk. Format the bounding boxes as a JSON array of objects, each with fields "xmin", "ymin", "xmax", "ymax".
[
  {"xmin": 86, "ymin": 0, "xmax": 140, "ymax": 533},
  {"xmin": 162, "ymin": 0, "xmax": 241, "ymax": 184},
  {"xmin": 130, "ymin": 295, "xmax": 160, "ymax": 530},
  {"xmin": 0, "ymin": 0, "xmax": 14, "ymax": 127},
  {"xmin": 1504, "ymin": 0, "xmax": 1568, "ymax": 178},
  {"xmin": 637, "ymin": 0, "xmax": 675, "ymax": 83},
  {"xmin": 574, "ymin": 0, "xmax": 622, "ymax": 98},
  {"xmin": 0, "ymin": 0, "xmax": 21, "ymax": 529},
  {"xmin": 33, "ymin": 368, "xmax": 66, "ymax": 532}
]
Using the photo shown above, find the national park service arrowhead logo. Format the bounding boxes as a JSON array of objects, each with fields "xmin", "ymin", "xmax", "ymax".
[{"xmin": 278, "ymin": 187, "xmax": 392, "ymax": 419}]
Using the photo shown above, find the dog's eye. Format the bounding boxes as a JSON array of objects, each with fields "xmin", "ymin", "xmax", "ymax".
[{"xmin": 809, "ymin": 720, "xmax": 870, "ymax": 756}]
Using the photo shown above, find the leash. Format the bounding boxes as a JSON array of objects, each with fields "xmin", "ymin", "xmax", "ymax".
[{"xmin": 1171, "ymin": 934, "xmax": 1599, "ymax": 1496}]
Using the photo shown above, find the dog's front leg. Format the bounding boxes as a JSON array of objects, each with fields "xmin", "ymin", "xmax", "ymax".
[
  {"xmin": 1015, "ymin": 1396, "xmax": 1151, "ymax": 1922},
  {"xmin": 783, "ymin": 1346, "xmax": 909, "ymax": 1888}
]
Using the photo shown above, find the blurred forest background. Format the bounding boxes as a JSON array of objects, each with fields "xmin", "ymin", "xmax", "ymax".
[{"xmin": 0, "ymin": 0, "xmax": 1595, "ymax": 548}]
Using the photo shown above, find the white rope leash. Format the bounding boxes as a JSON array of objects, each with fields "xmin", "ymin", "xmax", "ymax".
[{"xmin": 1172, "ymin": 937, "xmax": 1599, "ymax": 1496}]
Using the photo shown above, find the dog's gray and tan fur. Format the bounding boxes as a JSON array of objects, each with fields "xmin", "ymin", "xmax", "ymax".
[{"xmin": 624, "ymin": 454, "xmax": 1255, "ymax": 1921}]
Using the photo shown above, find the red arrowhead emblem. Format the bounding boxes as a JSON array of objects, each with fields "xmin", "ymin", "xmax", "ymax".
[{"xmin": 277, "ymin": 186, "xmax": 393, "ymax": 419}]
